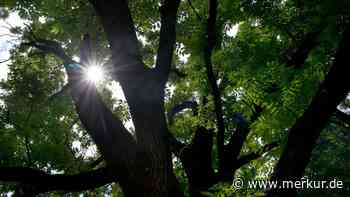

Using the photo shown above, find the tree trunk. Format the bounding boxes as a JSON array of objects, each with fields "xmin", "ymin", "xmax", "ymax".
[
  {"xmin": 117, "ymin": 74, "xmax": 183, "ymax": 197},
  {"xmin": 88, "ymin": 0, "xmax": 183, "ymax": 196}
]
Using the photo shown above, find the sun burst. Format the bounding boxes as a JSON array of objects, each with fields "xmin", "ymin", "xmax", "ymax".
[{"xmin": 85, "ymin": 65, "xmax": 104, "ymax": 83}]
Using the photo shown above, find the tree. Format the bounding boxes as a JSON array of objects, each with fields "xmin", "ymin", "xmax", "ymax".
[{"xmin": 0, "ymin": 0, "xmax": 349, "ymax": 196}]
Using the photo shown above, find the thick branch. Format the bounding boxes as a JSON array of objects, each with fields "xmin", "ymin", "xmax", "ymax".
[
  {"xmin": 155, "ymin": 0, "xmax": 181, "ymax": 81},
  {"xmin": 80, "ymin": 33, "xmax": 92, "ymax": 65},
  {"xmin": 27, "ymin": 39, "xmax": 136, "ymax": 167},
  {"xmin": 24, "ymin": 39, "xmax": 72, "ymax": 63},
  {"xmin": 225, "ymin": 113, "xmax": 250, "ymax": 166},
  {"xmin": 268, "ymin": 25, "xmax": 350, "ymax": 197},
  {"xmin": 204, "ymin": 0, "xmax": 226, "ymax": 172},
  {"xmin": 180, "ymin": 127, "xmax": 217, "ymax": 196},
  {"xmin": 219, "ymin": 107, "xmax": 264, "ymax": 181},
  {"xmin": 284, "ymin": 27, "xmax": 325, "ymax": 68},
  {"xmin": 89, "ymin": 0, "xmax": 143, "ymax": 73},
  {"xmin": 267, "ymin": 26, "xmax": 328, "ymax": 94},
  {"xmin": 166, "ymin": 131, "xmax": 186, "ymax": 157},
  {"xmin": 0, "ymin": 167, "xmax": 113, "ymax": 195}
]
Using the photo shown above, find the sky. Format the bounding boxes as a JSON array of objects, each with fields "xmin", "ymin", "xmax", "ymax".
[
  {"xmin": 0, "ymin": 12, "xmax": 239, "ymax": 86},
  {"xmin": 0, "ymin": 11, "xmax": 243, "ymax": 136},
  {"xmin": 0, "ymin": 11, "xmax": 242, "ymax": 155},
  {"xmin": 227, "ymin": 23, "xmax": 239, "ymax": 37},
  {"xmin": 0, "ymin": 11, "xmax": 25, "ymax": 80}
]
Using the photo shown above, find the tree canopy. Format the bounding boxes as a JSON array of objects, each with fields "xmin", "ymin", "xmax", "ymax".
[{"xmin": 0, "ymin": 0, "xmax": 349, "ymax": 196}]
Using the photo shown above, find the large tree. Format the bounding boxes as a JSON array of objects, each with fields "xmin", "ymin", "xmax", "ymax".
[{"xmin": 0, "ymin": 0, "xmax": 349, "ymax": 196}]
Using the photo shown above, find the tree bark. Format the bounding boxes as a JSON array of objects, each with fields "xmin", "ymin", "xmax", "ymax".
[
  {"xmin": 90, "ymin": 0, "xmax": 183, "ymax": 196},
  {"xmin": 0, "ymin": 167, "xmax": 113, "ymax": 196},
  {"xmin": 268, "ymin": 24, "xmax": 350, "ymax": 197}
]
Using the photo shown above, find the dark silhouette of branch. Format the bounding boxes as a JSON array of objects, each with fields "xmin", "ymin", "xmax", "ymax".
[
  {"xmin": 25, "ymin": 38, "xmax": 136, "ymax": 168},
  {"xmin": 0, "ymin": 167, "xmax": 113, "ymax": 196},
  {"xmin": 80, "ymin": 34, "xmax": 92, "ymax": 65},
  {"xmin": 89, "ymin": 0, "xmax": 144, "ymax": 75},
  {"xmin": 335, "ymin": 109, "xmax": 350, "ymax": 124},
  {"xmin": 155, "ymin": 0, "xmax": 181, "ymax": 81},
  {"xmin": 225, "ymin": 113, "xmax": 250, "ymax": 165},
  {"xmin": 0, "ymin": 58, "xmax": 10, "ymax": 64},
  {"xmin": 218, "ymin": 75, "xmax": 229, "ymax": 91},
  {"xmin": 23, "ymin": 39, "xmax": 73, "ymax": 64},
  {"xmin": 250, "ymin": 104, "xmax": 263, "ymax": 123},
  {"xmin": 268, "ymin": 24, "xmax": 350, "ymax": 197},
  {"xmin": 284, "ymin": 27, "xmax": 325, "ymax": 68},
  {"xmin": 166, "ymin": 131, "xmax": 186, "ymax": 157},
  {"xmin": 168, "ymin": 100, "xmax": 198, "ymax": 124},
  {"xmin": 267, "ymin": 25, "xmax": 329, "ymax": 94},
  {"xmin": 236, "ymin": 141, "xmax": 279, "ymax": 168},
  {"xmin": 89, "ymin": 2, "xmax": 185, "ymax": 195},
  {"xmin": 180, "ymin": 127, "xmax": 217, "ymax": 196},
  {"xmin": 204, "ymin": 0, "xmax": 226, "ymax": 173},
  {"xmin": 219, "ymin": 105, "xmax": 264, "ymax": 181},
  {"xmin": 170, "ymin": 68, "xmax": 187, "ymax": 78},
  {"xmin": 48, "ymin": 83, "xmax": 71, "ymax": 101},
  {"xmin": 218, "ymin": 141, "xmax": 279, "ymax": 183},
  {"xmin": 90, "ymin": 156, "xmax": 104, "ymax": 169}
]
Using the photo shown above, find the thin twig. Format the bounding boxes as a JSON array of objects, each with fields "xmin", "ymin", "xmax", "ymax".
[{"xmin": 0, "ymin": 58, "xmax": 10, "ymax": 64}]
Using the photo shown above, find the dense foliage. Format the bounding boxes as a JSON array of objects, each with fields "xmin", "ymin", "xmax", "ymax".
[{"xmin": 0, "ymin": 0, "xmax": 349, "ymax": 196}]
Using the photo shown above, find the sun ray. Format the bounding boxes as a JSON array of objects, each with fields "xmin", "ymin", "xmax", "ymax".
[{"xmin": 84, "ymin": 65, "xmax": 104, "ymax": 83}]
